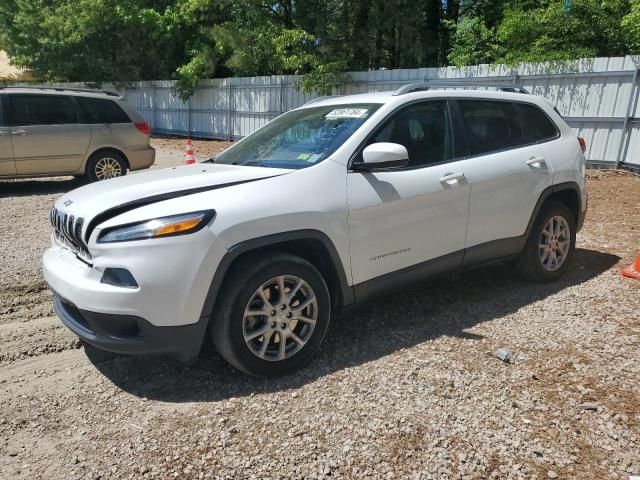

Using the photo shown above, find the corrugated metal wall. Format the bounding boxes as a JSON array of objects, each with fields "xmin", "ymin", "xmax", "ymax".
[{"xmin": 32, "ymin": 56, "xmax": 640, "ymax": 168}]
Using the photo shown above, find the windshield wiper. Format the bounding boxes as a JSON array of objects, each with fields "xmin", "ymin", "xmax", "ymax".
[{"xmin": 232, "ymin": 160, "xmax": 267, "ymax": 167}]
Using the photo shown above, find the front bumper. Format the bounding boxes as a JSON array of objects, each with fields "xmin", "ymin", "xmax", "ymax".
[
  {"xmin": 43, "ymin": 226, "xmax": 227, "ymax": 358},
  {"xmin": 53, "ymin": 292, "xmax": 207, "ymax": 358}
]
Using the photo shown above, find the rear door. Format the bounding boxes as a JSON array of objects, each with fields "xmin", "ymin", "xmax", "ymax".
[
  {"xmin": 454, "ymin": 99, "xmax": 558, "ymax": 260},
  {"xmin": 75, "ymin": 96, "xmax": 136, "ymax": 147},
  {"xmin": 0, "ymin": 95, "xmax": 16, "ymax": 176},
  {"xmin": 7, "ymin": 94, "xmax": 92, "ymax": 175}
]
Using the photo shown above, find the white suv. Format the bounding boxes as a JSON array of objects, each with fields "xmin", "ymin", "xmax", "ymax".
[{"xmin": 43, "ymin": 84, "xmax": 588, "ymax": 376}]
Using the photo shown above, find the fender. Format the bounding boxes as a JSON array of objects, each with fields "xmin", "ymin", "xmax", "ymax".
[
  {"xmin": 524, "ymin": 181, "xmax": 584, "ymax": 239},
  {"xmin": 199, "ymin": 229, "xmax": 355, "ymax": 323}
]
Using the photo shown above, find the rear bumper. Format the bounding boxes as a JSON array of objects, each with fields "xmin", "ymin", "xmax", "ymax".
[
  {"xmin": 126, "ymin": 145, "xmax": 155, "ymax": 171},
  {"xmin": 53, "ymin": 292, "xmax": 208, "ymax": 359}
]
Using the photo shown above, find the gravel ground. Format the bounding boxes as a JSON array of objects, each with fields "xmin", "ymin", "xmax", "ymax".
[{"xmin": 0, "ymin": 141, "xmax": 639, "ymax": 480}]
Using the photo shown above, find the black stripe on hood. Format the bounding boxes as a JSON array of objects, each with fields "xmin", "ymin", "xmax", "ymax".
[{"xmin": 84, "ymin": 176, "xmax": 278, "ymax": 243}]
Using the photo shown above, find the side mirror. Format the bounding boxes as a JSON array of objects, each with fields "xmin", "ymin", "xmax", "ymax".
[{"xmin": 356, "ymin": 142, "xmax": 409, "ymax": 171}]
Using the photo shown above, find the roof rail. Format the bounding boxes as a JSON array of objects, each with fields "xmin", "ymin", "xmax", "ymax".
[
  {"xmin": 0, "ymin": 86, "xmax": 121, "ymax": 97},
  {"xmin": 302, "ymin": 95, "xmax": 343, "ymax": 106},
  {"xmin": 392, "ymin": 81, "xmax": 530, "ymax": 96}
]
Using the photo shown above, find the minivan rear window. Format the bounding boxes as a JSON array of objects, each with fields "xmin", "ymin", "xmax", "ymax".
[
  {"xmin": 76, "ymin": 97, "xmax": 131, "ymax": 124},
  {"xmin": 8, "ymin": 95, "xmax": 78, "ymax": 126}
]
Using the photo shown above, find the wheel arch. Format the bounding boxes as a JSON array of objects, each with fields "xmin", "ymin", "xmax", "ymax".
[
  {"xmin": 85, "ymin": 147, "xmax": 130, "ymax": 172},
  {"xmin": 200, "ymin": 230, "xmax": 354, "ymax": 323},
  {"xmin": 525, "ymin": 182, "xmax": 583, "ymax": 240}
]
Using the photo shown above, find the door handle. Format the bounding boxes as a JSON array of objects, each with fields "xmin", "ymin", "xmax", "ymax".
[
  {"xmin": 438, "ymin": 172, "xmax": 465, "ymax": 184},
  {"xmin": 11, "ymin": 129, "xmax": 28, "ymax": 136},
  {"xmin": 526, "ymin": 156, "xmax": 546, "ymax": 167}
]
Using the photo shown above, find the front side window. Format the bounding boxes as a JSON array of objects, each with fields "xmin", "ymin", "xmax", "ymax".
[
  {"xmin": 362, "ymin": 100, "xmax": 454, "ymax": 168},
  {"xmin": 8, "ymin": 94, "xmax": 78, "ymax": 126},
  {"xmin": 213, "ymin": 104, "xmax": 381, "ymax": 169},
  {"xmin": 458, "ymin": 100, "xmax": 525, "ymax": 156},
  {"xmin": 76, "ymin": 97, "xmax": 131, "ymax": 124}
]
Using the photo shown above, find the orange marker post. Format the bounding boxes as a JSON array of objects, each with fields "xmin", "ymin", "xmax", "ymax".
[{"xmin": 185, "ymin": 139, "xmax": 196, "ymax": 164}]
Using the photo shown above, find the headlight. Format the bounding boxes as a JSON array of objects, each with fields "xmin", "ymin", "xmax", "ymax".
[{"xmin": 98, "ymin": 211, "xmax": 214, "ymax": 243}]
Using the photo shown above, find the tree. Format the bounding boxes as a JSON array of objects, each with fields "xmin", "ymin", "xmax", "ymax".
[
  {"xmin": 496, "ymin": 0, "xmax": 629, "ymax": 64},
  {"xmin": 622, "ymin": 0, "xmax": 640, "ymax": 53},
  {"xmin": 1, "ymin": 0, "xmax": 638, "ymax": 97},
  {"xmin": 0, "ymin": 0, "xmax": 195, "ymax": 82},
  {"xmin": 448, "ymin": 16, "xmax": 499, "ymax": 66},
  {"xmin": 449, "ymin": 0, "xmax": 632, "ymax": 66}
]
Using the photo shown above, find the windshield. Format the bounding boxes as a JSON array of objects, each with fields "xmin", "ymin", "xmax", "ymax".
[{"xmin": 212, "ymin": 103, "xmax": 381, "ymax": 168}]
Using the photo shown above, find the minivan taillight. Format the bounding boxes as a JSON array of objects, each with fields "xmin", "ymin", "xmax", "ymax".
[
  {"xmin": 578, "ymin": 136, "xmax": 587, "ymax": 153},
  {"xmin": 135, "ymin": 122, "xmax": 151, "ymax": 135}
]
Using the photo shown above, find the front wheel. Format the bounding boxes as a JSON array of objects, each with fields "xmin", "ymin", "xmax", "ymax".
[
  {"xmin": 211, "ymin": 253, "xmax": 331, "ymax": 376},
  {"xmin": 517, "ymin": 200, "xmax": 576, "ymax": 282}
]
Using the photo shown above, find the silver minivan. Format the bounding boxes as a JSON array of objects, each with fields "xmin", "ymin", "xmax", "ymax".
[{"xmin": 0, "ymin": 87, "xmax": 155, "ymax": 182}]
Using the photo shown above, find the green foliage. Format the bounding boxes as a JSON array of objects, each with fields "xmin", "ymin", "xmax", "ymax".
[
  {"xmin": 450, "ymin": 0, "xmax": 632, "ymax": 66},
  {"xmin": 0, "ymin": 0, "xmax": 192, "ymax": 81},
  {"xmin": 299, "ymin": 62, "xmax": 350, "ymax": 96},
  {"xmin": 1, "ymin": 0, "xmax": 639, "ymax": 98},
  {"xmin": 622, "ymin": 0, "xmax": 640, "ymax": 53},
  {"xmin": 447, "ymin": 17, "xmax": 500, "ymax": 66},
  {"xmin": 496, "ymin": 0, "xmax": 628, "ymax": 64}
]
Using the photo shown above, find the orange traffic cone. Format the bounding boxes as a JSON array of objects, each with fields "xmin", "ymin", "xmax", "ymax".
[
  {"xmin": 184, "ymin": 139, "xmax": 196, "ymax": 164},
  {"xmin": 621, "ymin": 252, "xmax": 640, "ymax": 279}
]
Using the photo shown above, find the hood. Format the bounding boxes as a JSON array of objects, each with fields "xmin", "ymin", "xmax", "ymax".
[{"xmin": 52, "ymin": 163, "xmax": 293, "ymax": 242}]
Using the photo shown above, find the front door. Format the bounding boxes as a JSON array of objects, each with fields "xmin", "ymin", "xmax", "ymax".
[
  {"xmin": 0, "ymin": 97, "xmax": 15, "ymax": 176},
  {"xmin": 347, "ymin": 100, "xmax": 470, "ymax": 294},
  {"xmin": 7, "ymin": 94, "xmax": 91, "ymax": 175}
]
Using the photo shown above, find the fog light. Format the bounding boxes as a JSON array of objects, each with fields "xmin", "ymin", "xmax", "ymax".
[{"xmin": 101, "ymin": 268, "xmax": 138, "ymax": 288}]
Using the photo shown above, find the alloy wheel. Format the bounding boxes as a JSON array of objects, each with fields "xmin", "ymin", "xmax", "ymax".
[
  {"xmin": 538, "ymin": 215, "xmax": 571, "ymax": 271},
  {"xmin": 94, "ymin": 157, "xmax": 123, "ymax": 180},
  {"xmin": 242, "ymin": 275, "xmax": 318, "ymax": 362}
]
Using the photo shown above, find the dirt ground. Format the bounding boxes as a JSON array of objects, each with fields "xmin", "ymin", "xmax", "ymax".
[{"xmin": 0, "ymin": 139, "xmax": 638, "ymax": 479}]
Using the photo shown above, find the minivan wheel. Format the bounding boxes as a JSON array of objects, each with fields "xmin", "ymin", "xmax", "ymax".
[
  {"xmin": 86, "ymin": 152, "xmax": 127, "ymax": 182},
  {"xmin": 211, "ymin": 252, "xmax": 331, "ymax": 376},
  {"xmin": 517, "ymin": 200, "xmax": 576, "ymax": 282}
]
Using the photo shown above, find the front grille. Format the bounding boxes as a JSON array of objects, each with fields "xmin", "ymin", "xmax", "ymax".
[{"xmin": 50, "ymin": 207, "xmax": 91, "ymax": 259}]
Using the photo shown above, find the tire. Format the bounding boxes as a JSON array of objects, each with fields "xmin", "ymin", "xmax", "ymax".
[
  {"xmin": 85, "ymin": 151, "xmax": 127, "ymax": 182},
  {"xmin": 517, "ymin": 200, "xmax": 576, "ymax": 282},
  {"xmin": 211, "ymin": 252, "xmax": 331, "ymax": 377}
]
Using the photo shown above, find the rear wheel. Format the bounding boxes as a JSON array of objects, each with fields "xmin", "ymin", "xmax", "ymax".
[
  {"xmin": 86, "ymin": 152, "xmax": 127, "ymax": 182},
  {"xmin": 211, "ymin": 252, "xmax": 331, "ymax": 376},
  {"xmin": 518, "ymin": 201, "xmax": 576, "ymax": 282}
]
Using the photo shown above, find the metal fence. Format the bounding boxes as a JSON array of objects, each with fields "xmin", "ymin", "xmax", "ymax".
[{"xmin": 19, "ymin": 56, "xmax": 640, "ymax": 168}]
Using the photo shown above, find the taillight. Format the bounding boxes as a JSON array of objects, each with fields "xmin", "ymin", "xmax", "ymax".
[
  {"xmin": 134, "ymin": 122, "xmax": 151, "ymax": 135},
  {"xmin": 578, "ymin": 136, "xmax": 587, "ymax": 153}
]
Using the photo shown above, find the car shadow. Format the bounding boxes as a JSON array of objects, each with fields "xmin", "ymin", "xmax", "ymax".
[
  {"xmin": 0, "ymin": 177, "xmax": 84, "ymax": 198},
  {"xmin": 85, "ymin": 248, "xmax": 619, "ymax": 403}
]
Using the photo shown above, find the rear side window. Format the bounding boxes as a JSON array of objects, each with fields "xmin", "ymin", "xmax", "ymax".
[
  {"xmin": 76, "ymin": 97, "xmax": 131, "ymax": 124},
  {"xmin": 515, "ymin": 103, "xmax": 559, "ymax": 143},
  {"xmin": 458, "ymin": 100, "xmax": 524, "ymax": 156},
  {"xmin": 8, "ymin": 94, "xmax": 78, "ymax": 126}
]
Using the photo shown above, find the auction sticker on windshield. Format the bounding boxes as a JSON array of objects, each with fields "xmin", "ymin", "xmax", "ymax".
[{"xmin": 325, "ymin": 108, "xmax": 369, "ymax": 119}]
